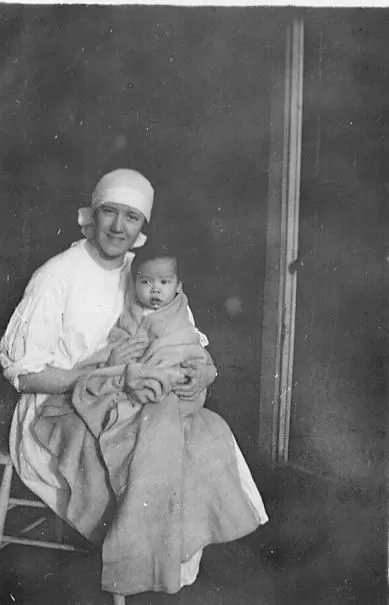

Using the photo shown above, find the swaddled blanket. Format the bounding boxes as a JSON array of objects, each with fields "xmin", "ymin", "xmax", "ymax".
[
  {"xmin": 33, "ymin": 291, "xmax": 264, "ymax": 596},
  {"xmin": 70, "ymin": 291, "xmax": 209, "ymax": 497}
]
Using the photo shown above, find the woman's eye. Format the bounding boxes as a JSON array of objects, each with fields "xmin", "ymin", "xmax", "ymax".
[{"xmin": 126, "ymin": 213, "xmax": 140, "ymax": 222}]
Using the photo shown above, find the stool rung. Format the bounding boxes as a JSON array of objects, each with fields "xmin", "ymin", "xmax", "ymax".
[
  {"xmin": 9, "ymin": 497, "xmax": 46, "ymax": 508},
  {"xmin": 20, "ymin": 516, "xmax": 47, "ymax": 534},
  {"xmin": 2, "ymin": 535, "xmax": 87, "ymax": 552}
]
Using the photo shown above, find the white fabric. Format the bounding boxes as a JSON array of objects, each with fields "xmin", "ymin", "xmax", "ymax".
[
  {"xmin": 0, "ymin": 240, "xmax": 267, "ymax": 586},
  {"xmin": 179, "ymin": 435, "xmax": 269, "ymax": 588},
  {"xmin": 142, "ymin": 306, "xmax": 209, "ymax": 347},
  {"xmin": 0, "ymin": 239, "xmax": 132, "ymax": 509},
  {"xmin": 91, "ymin": 170, "xmax": 154, "ymax": 222},
  {"xmin": 1, "ymin": 240, "xmax": 130, "ymax": 391},
  {"xmin": 180, "ymin": 549, "xmax": 203, "ymax": 587},
  {"xmin": 186, "ymin": 306, "xmax": 209, "ymax": 347},
  {"xmin": 232, "ymin": 436, "xmax": 269, "ymax": 525}
]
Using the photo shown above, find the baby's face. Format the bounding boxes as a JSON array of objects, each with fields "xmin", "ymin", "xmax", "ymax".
[{"xmin": 135, "ymin": 257, "xmax": 181, "ymax": 310}]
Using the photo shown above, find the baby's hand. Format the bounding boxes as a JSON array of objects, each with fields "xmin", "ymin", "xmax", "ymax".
[
  {"xmin": 107, "ymin": 336, "xmax": 148, "ymax": 367},
  {"xmin": 175, "ymin": 372, "xmax": 191, "ymax": 385},
  {"xmin": 170, "ymin": 367, "xmax": 190, "ymax": 387},
  {"xmin": 165, "ymin": 367, "xmax": 189, "ymax": 388}
]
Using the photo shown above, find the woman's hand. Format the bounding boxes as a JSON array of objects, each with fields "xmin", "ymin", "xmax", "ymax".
[
  {"xmin": 75, "ymin": 345, "xmax": 112, "ymax": 369},
  {"xmin": 172, "ymin": 358, "xmax": 217, "ymax": 401},
  {"xmin": 17, "ymin": 339, "xmax": 147, "ymax": 394},
  {"xmin": 107, "ymin": 336, "xmax": 148, "ymax": 367}
]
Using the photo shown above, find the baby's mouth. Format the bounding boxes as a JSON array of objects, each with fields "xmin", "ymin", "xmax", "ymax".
[{"xmin": 150, "ymin": 298, "xmax": 162, "ymax": 308}]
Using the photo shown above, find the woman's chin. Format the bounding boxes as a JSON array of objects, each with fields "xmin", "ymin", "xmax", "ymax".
[{"xmin": 97, "ymin": 238, "xmax": 129, "ymax": 259}]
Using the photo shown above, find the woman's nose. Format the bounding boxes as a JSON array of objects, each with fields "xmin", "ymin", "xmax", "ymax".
[{"xmin": 111, "ymin": 213, "xmax": 123, "ymax": 232}]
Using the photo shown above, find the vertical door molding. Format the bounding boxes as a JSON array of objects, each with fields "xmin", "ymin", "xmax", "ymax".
[{"xmin": 259, "ymin": 18, "xmax": 304, "ymax": 465}]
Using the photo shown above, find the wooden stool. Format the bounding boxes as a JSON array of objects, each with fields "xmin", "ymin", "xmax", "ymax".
[
  {"xmin": 0, "ymin": 384, "xmax": 120, "ymax": 602},
  {"xmin": 0, "ymin": 451, "xmax": 81, "ymax": 552},
  {"xmin": 0, "ymin": 451, "xmax": 123, "ymax": 604}
]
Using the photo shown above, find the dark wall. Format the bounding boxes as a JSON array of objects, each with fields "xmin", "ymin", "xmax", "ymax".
[
  {"xmin": 290, "ymin": 9, "xmax": 387, "ymax": 490},
  {"xmin": 0, "ymin": 5, "xmax": 281, "ymax": 463}
]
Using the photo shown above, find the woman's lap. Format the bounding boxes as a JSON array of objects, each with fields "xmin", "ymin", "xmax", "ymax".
[{"xmin": 11, "ymin": 392, "xmax": 267, "ymax": 595}]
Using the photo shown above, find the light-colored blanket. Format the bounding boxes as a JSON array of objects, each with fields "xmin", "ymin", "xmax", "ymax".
[{"xmin": 33, "ymin": 292, "xmax": 262, "ymax": 595}]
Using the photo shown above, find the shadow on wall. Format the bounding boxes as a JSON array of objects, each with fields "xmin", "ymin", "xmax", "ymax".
[
  {"xmin": 291, "ymin": 179, "xmax": 385, "ymax": 488},
  {"xmin": 286, "ymin": 9, "xmax": 388, "ymax": 491}
]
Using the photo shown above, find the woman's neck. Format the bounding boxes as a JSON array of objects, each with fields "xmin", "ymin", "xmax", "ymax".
[{"xmin": 85, "ymin": 239, "xmax": 126, "ymax": 271}]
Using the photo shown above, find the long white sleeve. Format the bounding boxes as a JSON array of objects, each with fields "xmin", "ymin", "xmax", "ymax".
[
  {"xmin": 0, "ymin": 240, "xmax": 127, "ymax": 392},
  {"xmin": 0, "ymin": 267, "xmax": 65, "ymax": 391}
]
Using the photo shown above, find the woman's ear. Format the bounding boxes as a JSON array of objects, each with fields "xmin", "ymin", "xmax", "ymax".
[
  {"xmin": 80, "ymin": 207, "xmax": 97, "ymax": 239},
  {"xmin": 82, "ymin": 224, "xmax": 96, "ymax": 239}
]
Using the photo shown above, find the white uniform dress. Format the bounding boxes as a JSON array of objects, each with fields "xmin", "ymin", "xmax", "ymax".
[{"xmin": 0, "ymin": 239, "xmax": 268, "ymax": 589}]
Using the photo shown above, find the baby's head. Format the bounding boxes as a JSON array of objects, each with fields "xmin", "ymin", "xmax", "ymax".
[{"xmin": 131, "ymin": 244, "xmax": 182, "ymax": 311}]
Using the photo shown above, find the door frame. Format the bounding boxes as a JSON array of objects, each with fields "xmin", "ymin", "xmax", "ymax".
[{"xmin": 258, "ymin": 17, "xmax": 304, "ymax": 466}]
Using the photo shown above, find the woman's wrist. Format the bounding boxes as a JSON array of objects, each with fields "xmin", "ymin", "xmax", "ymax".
[{"xmin": 18, "ymin": 365, "xmax": 94, "ymax": 395}]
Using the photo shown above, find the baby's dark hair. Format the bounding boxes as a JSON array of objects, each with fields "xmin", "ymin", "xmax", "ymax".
[{"xmin": 131, "ymin": 242, "xmax": 181, "ymax": 280}]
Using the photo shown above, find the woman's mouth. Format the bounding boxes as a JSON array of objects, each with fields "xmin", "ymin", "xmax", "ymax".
[{"xmin": 107, "ymin": 233, "xmax": 125, "ymax": 242}]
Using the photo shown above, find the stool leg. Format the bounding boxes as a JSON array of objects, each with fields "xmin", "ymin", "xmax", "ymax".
[
  {"xmin": 112, "ymin": 594, "xmax": 125, "ymax": 605},
  {"xmin": 0, "ymin": 464, "xmax": 13, "ymax": 540}
]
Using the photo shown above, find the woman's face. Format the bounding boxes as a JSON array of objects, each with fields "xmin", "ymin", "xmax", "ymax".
[{"xmin": 93, "ymin": 202, "xmax": 145, "ymax": 261}]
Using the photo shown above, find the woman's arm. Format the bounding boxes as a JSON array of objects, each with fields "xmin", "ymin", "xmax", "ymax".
[
  {"xmin": 0, "ymin": 264, "xmax": 74, "ymax": 394},
  {"xmin": 18, "ymin": 364, "xmax": 98, "ymax": 395},
  {"xmin": 17, "ymin": 336, "xmax": 149, "ymax": 395}
]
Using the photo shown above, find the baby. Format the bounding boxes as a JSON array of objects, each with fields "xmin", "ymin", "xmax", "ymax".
[
  {"xmin": 103, "ymin": 244, "xmax": 209, "ymax": 399},
  {"xmin": 133, "ymin": 248, "xmax": 182, "ymax": 313}
]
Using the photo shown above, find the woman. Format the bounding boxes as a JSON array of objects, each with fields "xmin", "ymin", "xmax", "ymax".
[{"xmin": 0, "ymin": 168, "xmax": 268, "ymax": 602}]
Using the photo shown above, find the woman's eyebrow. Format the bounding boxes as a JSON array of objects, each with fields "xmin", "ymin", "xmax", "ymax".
[{"xmin": 126, "ymin": 209, "xmax": 143, "ymax": 218}]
